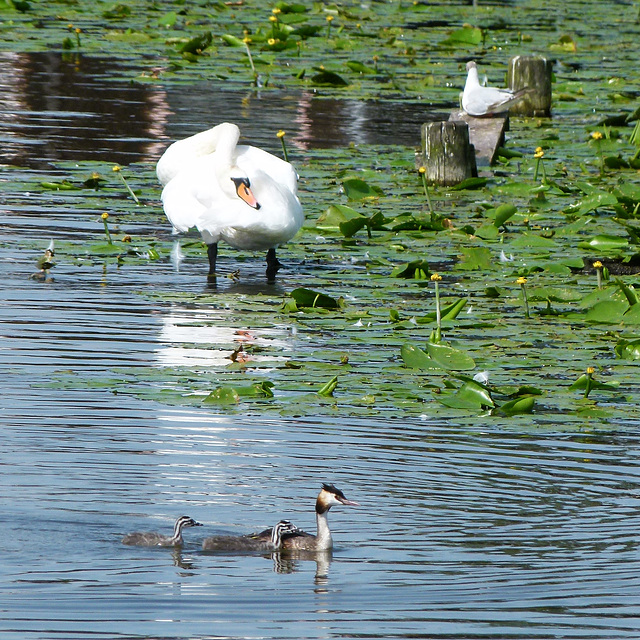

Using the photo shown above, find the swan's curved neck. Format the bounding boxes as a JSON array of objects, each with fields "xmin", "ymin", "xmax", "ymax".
[{"xmin": 213, "ymin": 123, "xmax": 240, "ymax": 169}]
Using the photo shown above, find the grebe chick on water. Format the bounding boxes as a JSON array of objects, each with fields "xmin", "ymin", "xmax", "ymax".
[
  {"xmin": 279, "ymin": 484, "xmax": 359, "ymax": 552},
  {"xmin": 122, "ymin": 516, "xmax": 203, "ymax": 547},
  {"xmin": 202, "ymin": 519, "xmax": 299, "ymax": 552}
]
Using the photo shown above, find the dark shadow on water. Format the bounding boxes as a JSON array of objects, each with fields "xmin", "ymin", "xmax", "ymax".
[{"xmin": 0, "ymin": 51, "xmax": 449, "ymax": 170}]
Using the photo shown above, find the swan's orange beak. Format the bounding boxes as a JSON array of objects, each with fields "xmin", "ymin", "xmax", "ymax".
[{"xmin": 231, "ymin": 177, "xmax": 261, "ymax": 210}]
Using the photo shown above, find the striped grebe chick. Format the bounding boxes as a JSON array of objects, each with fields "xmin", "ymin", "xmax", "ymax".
[
  {"xmin": 122, "ymin": 515, "xmax": 203, "ymax": 547},
  {"xmin": 202, "ymin": 519, "xmax": 298, "ymax": 552},
  {"xmin": 279, "ymin": 483, "xmax": 359, "ymax": 552}
]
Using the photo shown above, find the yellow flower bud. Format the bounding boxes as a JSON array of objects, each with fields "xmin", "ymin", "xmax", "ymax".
[
  {"xmin": 430, "ymin": 273, "xmax": 442, "ymax": 282},
  {"xmin": 112, "ymin": 165, "xmax": 121, "ymax": 173},
  {"xmin": 586, "ymin": 366, "xmax": 595, "ymax": 374},
  {"xmin": 592, "ymin": 260, "xmax": 603, "ymax": 269},
  {"xmin": 517, "ymin": 277, "xmax": 527, "ymax": 285},
  {"xmin": 591, "ymin": 131, "xmax": 603, "ymax": 140},
  {"xmin": 268, "ymin": 38, "xmax": 276, "ymax": 45},
  {"xmin": 418, "ymin": 166, "xmax": 426, "ymax": 174},
  {"xmin": 277, "ymin": 130, "xmax": 286, "ymax": 138},
  {"xmin": 101, "ymin": 212, "xmax": 109, "ymax": 220}
]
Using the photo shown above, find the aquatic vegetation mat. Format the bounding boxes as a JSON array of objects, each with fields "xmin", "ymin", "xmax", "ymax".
[{"xmin": 5, "ymin": 0, "xmax": 640, "ymax": 427}]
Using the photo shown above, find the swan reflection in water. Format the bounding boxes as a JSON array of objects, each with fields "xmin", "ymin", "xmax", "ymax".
[{"xmin": 155, "ymin": 307, "xmax": 294, "ymax": 371}]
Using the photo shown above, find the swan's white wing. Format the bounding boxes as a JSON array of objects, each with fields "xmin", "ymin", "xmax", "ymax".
[{"xmin": 235, "ymin": 145, "xmax": 299, "ymax": 195}]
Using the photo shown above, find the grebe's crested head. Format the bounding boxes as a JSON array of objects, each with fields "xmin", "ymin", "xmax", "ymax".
[
  {"xmin": 316, "ymin": 483, "xmax": 359, "ymax": 513},
  {"xmin": 176, "ymin": 515, "xmax": 203, "ymax": 530}
]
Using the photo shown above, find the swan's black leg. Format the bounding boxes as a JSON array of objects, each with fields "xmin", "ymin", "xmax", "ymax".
[
  {"xmin": 207, "ymin": 243, "xmax": 218, "ymax": 280},
  {"xmin": 266, "ymin": 247, "xmax": 282, "ymax": 281}
]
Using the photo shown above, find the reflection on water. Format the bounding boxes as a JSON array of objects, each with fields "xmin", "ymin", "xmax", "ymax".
[
  {"xmin": 0, "ymin": 51, "xmax": 170, "ymax": 168},
  {"xmin": 0, "ymin": 51, "xmax": 446, "ymax": 170},
  {"xmin": 156, "ymin": 306, "xmax": 293, "ymax": 369}
]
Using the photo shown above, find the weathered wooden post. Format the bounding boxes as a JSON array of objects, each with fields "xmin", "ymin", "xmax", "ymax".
[
  {"xmin": 420, "ymin": 121, "xmax": 477, "ymax": 186},
  {"xmin": 507, "ymin": 55, "xmax": 553, "ymax": 117}
]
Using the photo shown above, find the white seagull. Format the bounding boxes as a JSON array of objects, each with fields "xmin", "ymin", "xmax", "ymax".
[{"xmin": 461, "ymin": 61, "xmax": 529, "ymax": 117}]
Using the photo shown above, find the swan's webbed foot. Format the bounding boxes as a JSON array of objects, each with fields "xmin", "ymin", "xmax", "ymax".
[
  {"xmin": 207, "ymin": 243, "xmax": 218, "ymax": 281},
  {"xmin": 266, "ymin": 248, "xmax": 282, "ymax": 281}
]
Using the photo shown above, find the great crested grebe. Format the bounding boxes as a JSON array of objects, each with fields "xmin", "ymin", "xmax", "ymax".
[
  {"xmin": 462, "ymin": 61, "xmax": 529, "ymax": 117},
  {"xmin": 156, "ymin": 122, "xmax": 304, "ymax": 281},
  {"xmin": 122, "ymin": 515, "xmax": 203, "ymax": 547},
  {"xmin": 278, "ymin": 483, "xmax": 359, "ymax": 552},
  {"xmin": 202, "ymin": 519, "xmax": 299, "ymax": 552}
]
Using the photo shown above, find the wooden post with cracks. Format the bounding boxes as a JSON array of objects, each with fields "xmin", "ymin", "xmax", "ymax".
[
  {"xmin": 420, "ymin": 121, "xmax": 477, "ymax": 187},
  {"xmin": 507, "ymin": 55, "xmax": 553, "ymax": 117}
]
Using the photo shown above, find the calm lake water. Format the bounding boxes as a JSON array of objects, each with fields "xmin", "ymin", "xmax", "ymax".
[{"xmin": 2, "ymin": 51, "xmax": 640, "ymax": 639}]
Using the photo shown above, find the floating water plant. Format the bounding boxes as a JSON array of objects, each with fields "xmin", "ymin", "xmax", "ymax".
[
  {"xmin": 593, "ymin": 260, "xmax": 604, "ymax": 289},
  {"xmin": 325, "ymin": 15, "xmax": 334, "ymax": 41},
  {"xmin": 112, "ymin": 165, "xmax": 140, "ymax": 205},
  {"xmin": 64, "ymin": 24, "xmax": 82, "ymax": 49},
  {"xmin": 591, "ymin": 131, "xmax": 605, "ymax": 176},
  {"xmin": 277, "ymin": 129, "xmax": 289, "ymax": 162},
  {"xmin": 418, "ymin": 166, "xmax": 434, "ymax": 216},
  {"xmin": 569, "ymin": 367, "xmax": 618, "ymax": 398},
  {"xmin": 517, "ymin": 276, "xmax": 530, "ymax": 318},
  {"xmin": 430, "ymin": 272, "xmax": 442, "ymax": 342},
  {"xmin": 317, "ymin": 375, "xmax": 338, "ymax": 397},
  {"xmin": 533, "ymin": 146, "xmax": 546, "ymax": 183},
  {"xmin": 101, "ymin": 212, "xmax": 113, "ymax": 245}
]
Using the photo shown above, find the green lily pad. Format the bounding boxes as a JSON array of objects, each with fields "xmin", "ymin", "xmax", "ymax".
[
  {"xmin": 343, "ymin": 178, "xmax": 383, "ymax": 200},
  {"xmin": 615, "ymin": 338, "xmax": 640, "ymax": 360},
  {"xmin": 317, "ymin": 375, "xmax": 338, "ymax": 397},
  {"xmin": 311, "ymin": 70, "xmax": 349, "ymax": 86},
  {"xmin": 585, "ymin": 300, "xmax": 629, "ymax": 323},
  {"xmin": 289, "ymin": 287, "xmax": 342, "ymax": 309},
  {"xmin": 203, "ymin": 387, "xmax": 240, "ymax": 404},
  {"xmin": 400, "ymin": 343, "xmax": 435, "ymax": 370},
  {"xmin": 390, "ymin": 259, "xmax": 430, "ymax": 279},
  {"xmin": 493, "ymin": 204, "xmax": 518, "ymax": 227},
  {"xmin": 498, "ymin": 396, "xmax": 535, "ymax": 416},
  {"xmin": 578, "ymin": 234, "xmax": 629, "ymax": 253},
  {"xmin": 439, "ymin": 380, "xmax": 495, "ymax": 410},
  {"xmin": 440, "ymin": 25, "xmax": 483, "ymax": 47},
  {"xmin": 425, "ymin": 342, "xmax": 476, "ymax": 371}
]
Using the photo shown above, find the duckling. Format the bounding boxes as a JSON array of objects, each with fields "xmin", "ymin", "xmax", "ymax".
[
  {"xmin": 122, "ymin": 515, "xmax": 202, "ymax": 547},
  {"xmin": 30, "ymin": 240, "xmax": 55, "ymax": 282},
  {"xmin": 202, "ymin": 519, "xmax": 299, "ymax": 552}
]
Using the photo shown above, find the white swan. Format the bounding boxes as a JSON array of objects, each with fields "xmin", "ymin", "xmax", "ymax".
[
  {"xmin": 462, "ymin": 61, "xmax": 529, "ymax": 117},
  {"xmin": 157, "ymin": 122, "xmax": 304, "ymax": 280}
]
